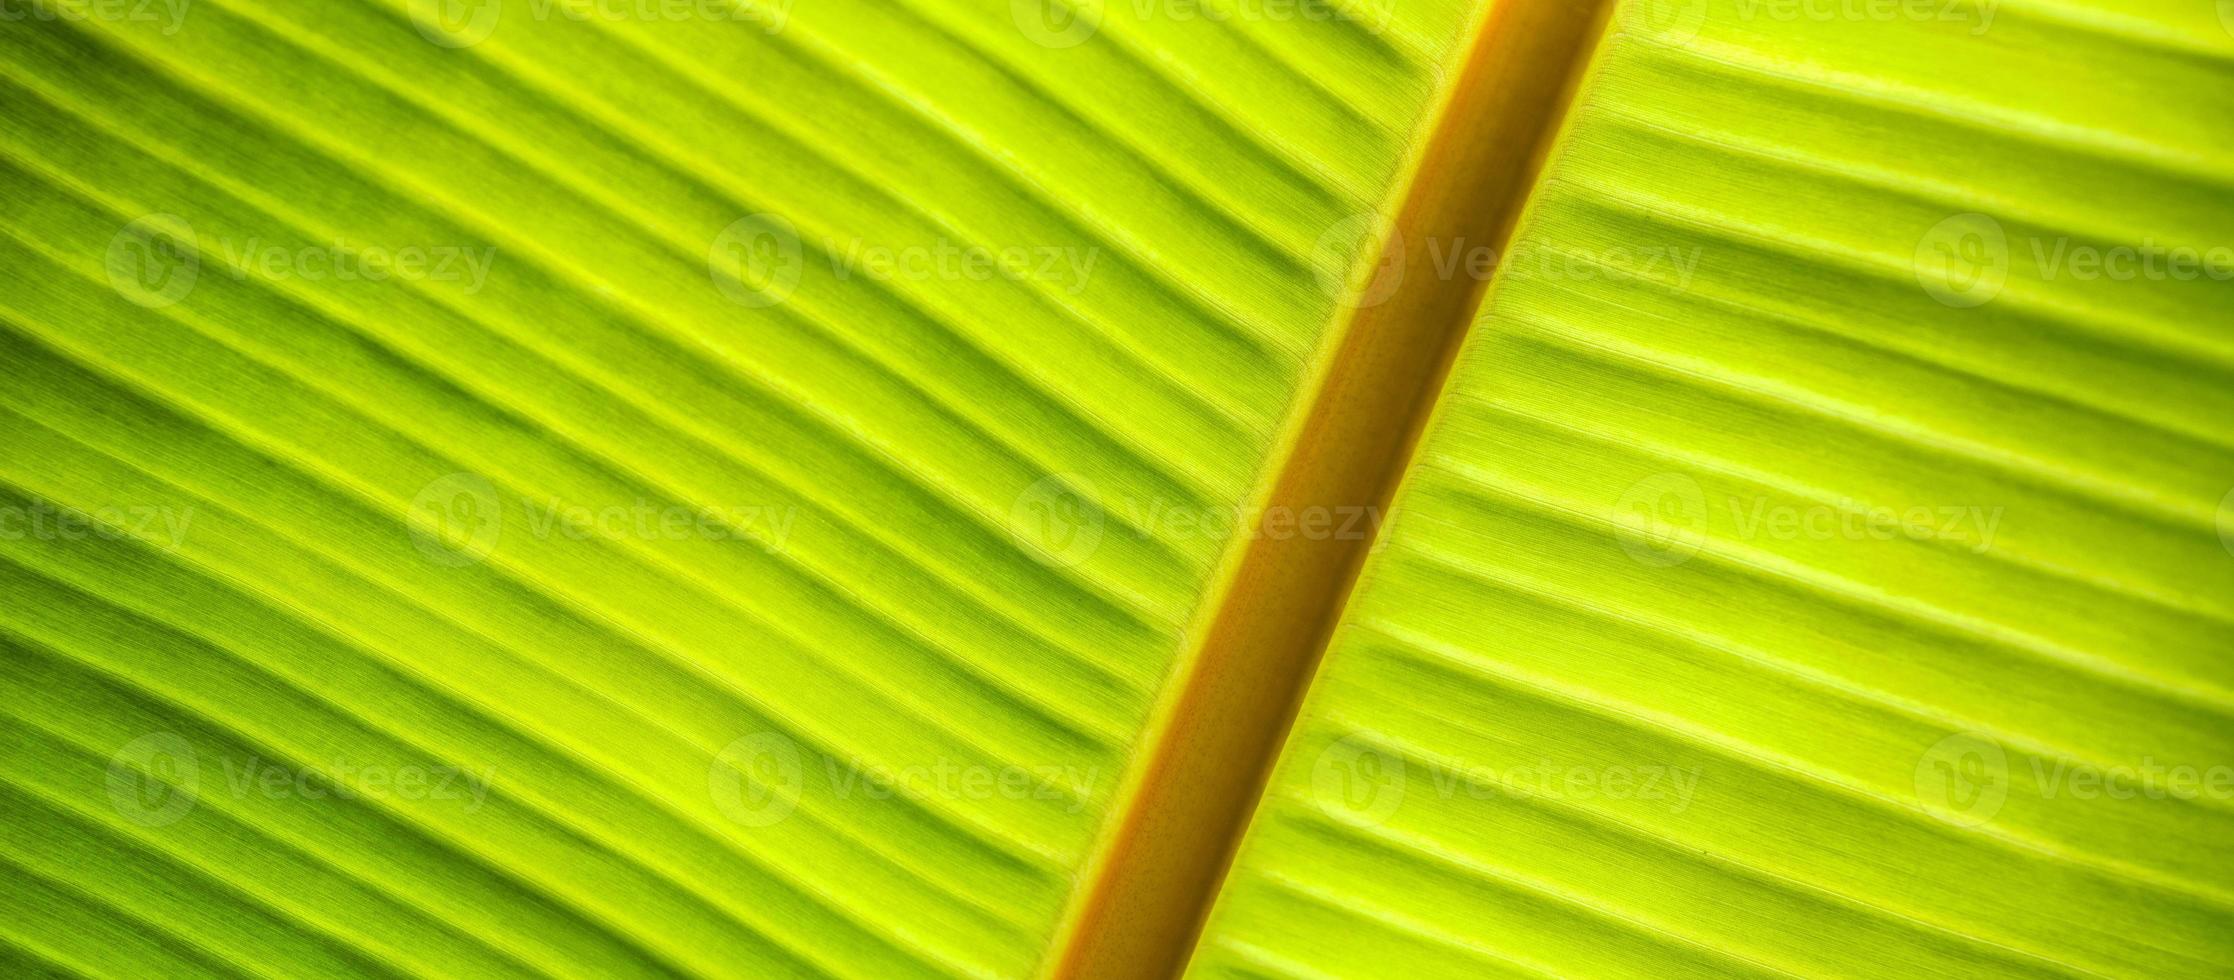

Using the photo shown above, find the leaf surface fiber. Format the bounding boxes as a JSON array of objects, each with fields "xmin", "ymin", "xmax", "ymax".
[
  {"xmin": 1193, "ymin": 1, "xmax": 2234, "ymax": 976},
  {"xmin": 5, "ymin": 0, "xmax": 2233, "ymax": 977},
  {"xmin": 0, "ymin": 0, "xmax": 1478, "ymax": 975}
]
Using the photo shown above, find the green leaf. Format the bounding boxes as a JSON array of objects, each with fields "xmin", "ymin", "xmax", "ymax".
[
  {"xmin": 1194, "ymin": 1, "xmax": 2234, "ymax": 976},
  {"xmin": 9, "ymin": 0, "xmax": 2233, "ymax": 976},
  {"xmin": 0, "ymin": 1, "xmax": 1477, "ymax": 975}
]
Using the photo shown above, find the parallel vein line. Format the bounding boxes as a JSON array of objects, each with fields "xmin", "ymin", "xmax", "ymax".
[
  {"xmin": 14, "ymin": 17, "xmax": 1195, "ymax": 634},
  {"xmin": 0, "ymin": 52, "xmax": 1179, "ymax": 687},
  {"xmin": 0, "ymin": 579, "xmax": 860, "ymax": 978},
  {"xmin": 0, "ymin": 438, "xmax": 1049, "ymax": 951},
  {"xmin": 1451, "ymin": 391, "xmax": 2234, "ymax": 628},
  {"xmin": 1353, "ymin": 613, "xmax": 2234, "ymax": 912},
  {"xmin": 0, "ymin": 303, "xmax": 1084, "ymax": 874},
  {"xmin": 1426, "ymin": 453, "xmax": 2234, "ymax": 722}
]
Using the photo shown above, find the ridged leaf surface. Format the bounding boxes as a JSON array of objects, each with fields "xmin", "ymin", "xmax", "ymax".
[
  {"xmin": 0, "ymin": 1, "xmax": 1480, "ymax": 975},
  {"xmin": 1193, "ymin": 1, "xmax": 2234, "ymax": 975}
]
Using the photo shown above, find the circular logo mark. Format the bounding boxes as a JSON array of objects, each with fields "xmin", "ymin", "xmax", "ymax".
[
  {"xmin": 409, "ymin": 0, "xmax": 502, "ymax": 48},
  {"xmin": 1914, "ymin": 731, "xmax": 2009, "ymax": 828},
  {"xmin": 1615, "ymin": 0, "xmax": 1707, "ymax": 48},
  {"xmin": 1009, "ymin": 474, "xmax": 1105, "ymax": 569},
  {"xmin": 1914, "ymin": 213, "xmax": 2008, "ymax": 309},
  {"xmin": 709, "ymin": 732, "xmax": 804, "ymax": 828},
  {"xmin": 108, "ymin": 733, "xmax": 199, "ymax": 828},
  {"xmin": 1312, "ymin": 212, "xmax": 1405, "ymax": 309},
  {"xmin": 1613, "ymin": 472, "xmax": 1707, "ymax": 568},
  {"xmin": 105, "ymin": 213, "xmax": 199, "ymax": 309},
  {"xmin": 408, "ymin": 472, "xmax": 503, "ymax": 567},
  {"xmin": 1309, "ymin": 733, "xmax": 1407, "ymax": 826},
  {"xmin": 1011, "ymin": 0, "xmax": 1101, "ymax": 48},
  {"xmin": 710, "ymin": 213, "xmax": 804, "ymax": 309}
]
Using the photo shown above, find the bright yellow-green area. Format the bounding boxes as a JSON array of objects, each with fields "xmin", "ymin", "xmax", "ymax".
[
  {"xmin": 1194, "ymin": 0, "xmax": 2234, "ymax": 976},
  {"xmin": 0, "ymin": 1, "xmax": 1484, "ymax": 976}
]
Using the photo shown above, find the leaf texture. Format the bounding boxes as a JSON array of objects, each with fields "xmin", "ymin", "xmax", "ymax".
[
  {"xmin": 1192, "ymin": 0, "xmax": 2234, "ymax": 976},
  {"xmin": 0, "ymin": 1, "xmax": 1482, "ymax": 975},
  {"xmin": 10, "ymin": 0, "xmax": 2234, "ymax": 976}
]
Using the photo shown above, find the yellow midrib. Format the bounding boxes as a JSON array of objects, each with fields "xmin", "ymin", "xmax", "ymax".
[{"xmin": 1044, "ymin": 0, "xmax": 1625, "ymax": 975}]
